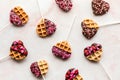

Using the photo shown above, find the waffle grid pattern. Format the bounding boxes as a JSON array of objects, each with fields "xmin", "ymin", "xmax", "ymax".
[
  {"xmin": 83, "ymin": 19, "xmax": 99, "ymax": 28},
  {"xmin": 36, "ymin": 18, "xmax": 47, "ymax": 37},
  {"xmin": 55, "ymin": 41, "xmax": 71, "ymax": 53},
  {"xmin": 13, "ymin": 6, "xmax": 28, "ymax": 24},
  {"xmin": 73, "ymin": 75, "xmax": 83, "ymax": 80},
  {"xmin": 87, "ymin": 50, "xmax": 102, "ymax": 62},
  {"xmin": 9, "ymin": 50, "xmax": 25, "ymax": 60},
  {"xmin": 38, "ymin": 60, "xmax": 48, "ymax": 75}
]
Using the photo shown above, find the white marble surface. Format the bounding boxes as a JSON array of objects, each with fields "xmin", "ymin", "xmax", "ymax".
[{"xmin": 0, "ymin": 0, "xmax": 120, "ymax": 80}]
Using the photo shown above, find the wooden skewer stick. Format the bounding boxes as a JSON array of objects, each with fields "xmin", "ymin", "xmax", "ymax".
[
  {"xmin": 99, "ymin": 62, "xmax": 112, "ymax": 80},
  {"xmin": 42, "ymin": 75, "xmax": 46, "ymax": 80},
  {"xmin": 66, "ymin": 15, "xmax": 76, "ymax": 41},
  {"xmin": 36, "ymin": 0, "xmax": 44, "ymax": 19},
  {"xmin": 100, "ymin": 21, "xmax": 120, "ymax": 27},
  {"xmin": 0, "ymin": 55, "xmax": 10, "ymax": 63},
  {"xmin": 0, "ymin": 23, "xmax": 10, "ymax": 33}
]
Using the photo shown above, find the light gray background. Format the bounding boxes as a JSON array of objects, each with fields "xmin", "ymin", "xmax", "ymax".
[{"xmin": 0, "ymin": 0, "xmax": 120, "ymax": 80}]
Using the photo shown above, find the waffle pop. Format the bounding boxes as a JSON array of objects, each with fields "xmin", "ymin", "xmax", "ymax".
[
  {"xmin": 84, "ymin": 43, "xmax": 102, "ymax": 62},
  {"xmin": 9, "ymin": 40, "xmax": 28, "ymax": 60},
  {"xmin": 92, "ymin": 0, "xmax": 110, "ymax": 15},
  {"xmin": 81, "ymin": 19, "xmax": 99, "ymax": 39},
  {"xmin": 10, "ymin": 6, "xmax": 29, "ymax": 26},
  {"xmin": 30, "ymin": 60, "xmax": 48, "ymax": 78},
  {"xmin": 65, "ymin": 68, "xmax": 83, "ymax": 80},
  {"xmin": 36, "ymin": 18, "xmax": 56, "ymax": 38},
  {"xmin": 55, "ymin": 0, "xmax": 73, "ymax": 12},
  {"xmin": 52, "ymin": 41, "xmax": 71, "ymax": 59}
]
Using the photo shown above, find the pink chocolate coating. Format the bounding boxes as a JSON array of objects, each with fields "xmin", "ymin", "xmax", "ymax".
[
  {"xmin": 65, "ymin": 68, "xmax": 79, "ymax": 80},
  {"xmin": 10, "ymin": 40, "xmax": 28, "ymax": 56},
  {"xmin": 84, "ymin": 43, "xmax": 102, "ymax": 57},
  {"xmin": 10, "ymin": 10, "xmax": 23, "ymax": 26},
  {"xmin": 44, "ymin": 19, "xmax": 56, "ymax": 36},
  {"xmin": 30, "ymin": 62, "xmax": 41, "ymax": 77},
  {"xmin": 52, "ymin": 46, "xmax": 71, "ymax": 59},
  {"xmin": 55, "ymin": 0, "xmax": 73, "ymax": 12}
]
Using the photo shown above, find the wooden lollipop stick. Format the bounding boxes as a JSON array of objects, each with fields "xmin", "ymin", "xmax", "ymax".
[
  {"xmin": 42, "ymin": 75, "xmax": 46, "ymax": 80},
  {"xmin": 36, "ymin": 0, "xmax": 44, "ymax": 19},
  {"xmin": 0, "ymin": 55, "xmax": 10, "ymax": 63},
  {"xmin": 99, "ymin": 62, "xmax": 112, "ymax": 80},
  {"xmin": 100, "ymin": 21, "xmax": 120, "ymax": 27},
  {"xmin": 66, "ymin": 15, "xmax": 76, "ymax": 41},
  {"xmin": 0, "ymin": 23, "xmax": 10, "ymax": 33}
]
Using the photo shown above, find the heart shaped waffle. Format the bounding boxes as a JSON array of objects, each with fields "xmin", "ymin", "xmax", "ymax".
[
  {"xmin": 65, "ymin": 68, "xmax": 83, "ymax": 80},
  {"xmin": 30, "ymin": 60, "xmax": 48, "ymax": 78},
  {"xmin": 9, "ymin": 40, "xmax": 28, "ymax": 60},
  {"xmin": 92, "ymin": 0, "xmax": 110, "ymax": 15},
  {"xmin": 55, "ymin": 0, "xmax": 73, "ymax": 12},
  {"xmin": 10, "ymin": 6, "xmax": 29, "ymax": 26},
  {"xmin": 36, "ymin": 18, "xmax": 56, "ymax": 38},
  {"xmin": 52, "ymin": 41, "xmax": 72, "ymax": 59},
  {"xmin": 84, "ymin": 43, "xmax": 102, "ymax": 62},
  {"xmin": 81, "ymin": 19, "xmax": 99, "ymax": 39}
]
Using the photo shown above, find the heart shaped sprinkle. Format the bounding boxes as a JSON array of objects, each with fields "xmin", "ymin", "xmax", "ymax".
[
  {"xmin": 65, "ymin": 68, "xmax": 83, "ymax": 80},
  {"xmin": 30, "ymin": 60, "xmax": 48, "ymax": 78},
  {"xmin": 81, "ymin": 19, "xmax": 99, "ymax": 39},
  {"xmin": 92, "ymin": 0, "xmax": 110, "ymax": 15},
  {"xmin": 84, "ymin": 43, "xmax": 102, "ymax": 62},
  {"xmin": 52, "ymin": 41, "xmax": 71, "ymax": 59},
  {"xmin": 10, "ymin": 6, "xmax": 29, "ymax": 26},
  {"xmin": 9, "ymin": 40, "xmax": 28, "ymax": 60},
  {"xmin": 36, "ymin": 18, "xmax": 56, "ymax": 38},
  {"xmin": 55, "ymin": 0, "xmax": 73, "ymax": 12}
]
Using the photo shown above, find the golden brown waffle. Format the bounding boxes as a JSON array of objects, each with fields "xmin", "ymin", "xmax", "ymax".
[
  {"xmin": 55, "ymin": 41, "xmax": 71, "ymax": 53},
  {"xmin": 83, "ymin": 19, "xmax": 99, "ymax": 28},
  {"xmin": 86, "ymin": 50, "xmax": 102, "ymax": 62},
  {"xmin": 38, "ymin": 60, "xmax": 48, "ymax": 75},
  {"xmin": 73, "ymin": 75, "xmax": 83, "ymax": 80},
  {"xmin": 36, "ymin": 18, "xmax": 47, "ymax": 37},
  {"xmin": 13, "ymin": 6, "xmax": 29, "ymax": 24},
  {"xmin": 9, "ymin": 50, "xmax": 26, "ymax": 60}
]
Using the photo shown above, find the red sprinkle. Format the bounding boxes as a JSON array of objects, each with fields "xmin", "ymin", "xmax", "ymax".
[
  {"xmin": 30, "ymin": 62, "xmax": 41, "ymax": 77},
  {"xmin": 10, "ymin": 40, "xmax": 28, "ymax": 56},
  {"xmin": 65, "ymin": 68, "xmax": 79, "ymax": 80},
  {"xmin": 84, "ymin": 43, "xmax": 102, "ymax": 57},
  {"xmin": 55, "ymin": 0, "xmax": 73, "ymax": 12}
]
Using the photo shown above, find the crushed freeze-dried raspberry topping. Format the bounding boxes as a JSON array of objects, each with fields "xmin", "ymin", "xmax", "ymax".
[
  {"xmin": 10, "ymin": 10, "xmax": 22, "ymax": 26},
  {"xmin": 84, "ymin": 43, "xmax": 102, "ymax": 57},
  {"xmin": 45, "ymin": 19, "xmax": 56, "ymax": 36},
  {"xmin": 30, "ymin": 62, "xmax": 41, "ymax": 77},
  {"xmin": 55, "ymin": 0, "xmax": 73, "ymax": 12},
  {"xmin": 52, "ymin": 46, "xmax": 71, "ymax": 59},
  {"xmin": 65, "ymin": 68, "xmax": 79, "ymax": 80},
  {"xmin": 10, "ymin": 40, "xmax": 28, "ymax": 56}
]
